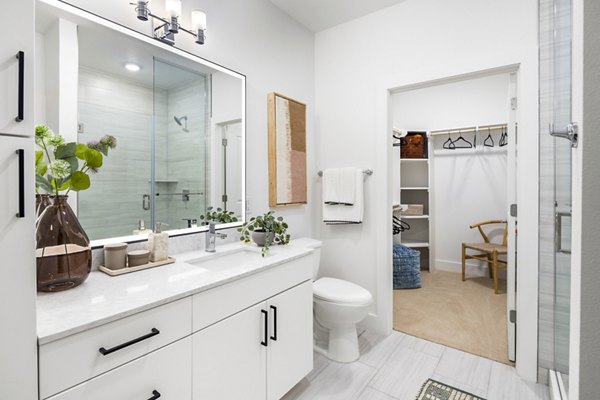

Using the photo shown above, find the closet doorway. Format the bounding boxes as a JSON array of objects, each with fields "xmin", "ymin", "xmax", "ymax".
[{"xmin": 390, "ymin": 72, "xmax": 517, "ymax": 365}]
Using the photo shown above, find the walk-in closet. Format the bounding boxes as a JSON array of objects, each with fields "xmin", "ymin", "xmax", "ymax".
[{"xmin": 391, "ymin": 72, "xmax": 517, "ymax": 365}]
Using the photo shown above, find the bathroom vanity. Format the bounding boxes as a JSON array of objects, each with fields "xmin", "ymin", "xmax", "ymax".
[{"xmin": 37, "ymin": 243, "xmax": 314, "ymax": 400}]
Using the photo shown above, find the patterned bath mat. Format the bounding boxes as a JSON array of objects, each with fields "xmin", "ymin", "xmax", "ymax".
[{"xmin": 416, "ymin": 379, "xmax": 486, "ymax": 400}]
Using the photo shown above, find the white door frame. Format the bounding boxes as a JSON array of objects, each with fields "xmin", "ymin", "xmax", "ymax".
[{"xmin": 373, "ymin": 54, "xmax": 539, "ymax": 381}]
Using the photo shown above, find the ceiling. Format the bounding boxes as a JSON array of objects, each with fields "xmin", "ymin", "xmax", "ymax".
[{"xmin": 268, "ymin": 0, "xmax": 408, "ymax": 32}]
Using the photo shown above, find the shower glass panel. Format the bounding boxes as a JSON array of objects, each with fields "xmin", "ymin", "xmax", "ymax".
[
  {"xmin": 152, "ymin": 58, "xmax": 209, "ymax": 231},
  {"xmin": 539, "ymin": 0, "xmax": 573, "ymax": 394},
  {"xmin": 77, "ymin": 67, "xmax": 153, "ymax": 240}
]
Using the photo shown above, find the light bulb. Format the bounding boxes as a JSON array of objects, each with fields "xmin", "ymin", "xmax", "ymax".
[
  {"xmin": 191, "ymin": 9, "xmax": 207, "ymax": 30},
  {"xmin": 165, "ymin": 0, "xmax": 181, "ymax": 17},
  {"xmin": 125, "ymin": 63, "xmax": 141, "ymax": 72}
]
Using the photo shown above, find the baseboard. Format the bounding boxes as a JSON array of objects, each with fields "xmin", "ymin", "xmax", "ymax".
[
  {"xmin": 358, "ymin": 312, "xmax": 387, "ymax": 335},
  {"xmin": 434, "ymin": 259, "xmax": 507, "ymax": 279}
]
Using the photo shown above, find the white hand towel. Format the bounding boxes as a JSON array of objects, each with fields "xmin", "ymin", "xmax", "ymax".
[
  {"xmin": 323, "ymin": 168, "xmax": 364, "ymax": 224},
  {"xmin": 322, "ymin": 167, "xmax": 357, "ymax": 205}
]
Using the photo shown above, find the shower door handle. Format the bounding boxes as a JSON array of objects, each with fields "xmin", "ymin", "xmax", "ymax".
[
  {"xmin": 142, "ymin": 194, "xmax": 150, "ymax": 210},
  {"xmin": 555, "ymin": 210, "xmax": 572, "ymax": 254},
  {"xmin": 549, "ymin": 122, "xmax": 578, "ymax": 148}
]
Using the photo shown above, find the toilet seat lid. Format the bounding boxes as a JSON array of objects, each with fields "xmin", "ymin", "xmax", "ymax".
[{"xmin": 313, "ymin": 277, "xmax": 373, "ymax": 306}]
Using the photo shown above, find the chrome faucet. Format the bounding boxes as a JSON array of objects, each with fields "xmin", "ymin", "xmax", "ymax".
[{"xmin": 205, "ymin": 222, "xmax": 227, "ymax": 252}]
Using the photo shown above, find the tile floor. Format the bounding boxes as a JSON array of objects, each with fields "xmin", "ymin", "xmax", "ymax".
[{"xmin": 282, "ymin": 330, "xmax": 550, "ymax": 400}]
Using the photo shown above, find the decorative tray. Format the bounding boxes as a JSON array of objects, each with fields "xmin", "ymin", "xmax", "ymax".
[{"xmin": 98, "ymin": 257, "xmax": 176, "ymax": 276}]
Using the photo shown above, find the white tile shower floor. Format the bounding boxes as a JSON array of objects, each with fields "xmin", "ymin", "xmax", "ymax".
[{"xmin": 282, "ymin": 330, "xmax": 550, "ymax": 400}]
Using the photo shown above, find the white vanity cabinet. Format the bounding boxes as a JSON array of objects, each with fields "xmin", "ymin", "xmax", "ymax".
[
  {"xmin": 193, "ymin": 281, "xmax": 313, "ymax": 400},
  {"xmin": 0, "ymin": 0, "xmax": 34, "ymax": 136}
]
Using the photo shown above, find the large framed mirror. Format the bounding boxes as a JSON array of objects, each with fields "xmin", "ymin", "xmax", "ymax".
[{"xmin": 35, "ymin": 0, "xmax": 245, "ymax": 243}]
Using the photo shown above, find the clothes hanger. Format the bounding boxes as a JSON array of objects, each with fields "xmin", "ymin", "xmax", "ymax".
[
  {"xmin": 499, "ymin": 126, "xmax": 508, "ymax": 147},
  {"xmin": 452, "ymin": 129, "xmax": 473, "ymax": 149},
  {"xmin": 393, "ymin": 216, "xmax": 411, "ymax": 232},
  {"xmin": 484, "ymin": 127, "xmax": 495, "ymax": 147},
  {"xmin": 442, "ymin": 132, "xmax": 456, "ymax": 150},
  {"xmin": 392, "ymin": 133, "xmax": 404, "ymax": 147}
]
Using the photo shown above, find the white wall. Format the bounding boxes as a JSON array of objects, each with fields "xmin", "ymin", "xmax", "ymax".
[
  {"xmin": 59, "ymin": 0, "xmax": 317, "ymax": 239},
  {"xmin": 392, "ymin": 74, "xmax": 510, "ymax": 275},
  {"xmin": 314, "ymin": 0, "xmax": 539, "ymax": 381}
]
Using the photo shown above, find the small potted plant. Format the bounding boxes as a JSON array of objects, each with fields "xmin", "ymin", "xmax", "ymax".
[
  {"xmin": 237, "ymin": 211, "xmax": 290, "ymax": 257},
  {"xmin": 199, "ymin": 206, "xmax": 238, "ymax": 225}
]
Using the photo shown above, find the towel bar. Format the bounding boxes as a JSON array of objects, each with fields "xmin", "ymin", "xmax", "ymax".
[{"xmin": 317, "ymin": 169, "xmax": 373, "ymax": 177}]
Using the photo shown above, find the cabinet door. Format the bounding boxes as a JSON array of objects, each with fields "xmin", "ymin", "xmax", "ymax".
[
  {"xmin": 193, "ymin": 302, "xmax": 267, "ymax": 400},
  {"xmin": 47, "ymin": 337, "xmax": 192, "ymax": 400},
  {"xmin": 0, "ymin": 135, "xmax": 37, "ymax": 400},
  {"xmin": 267, "ymin": 281, "xmax": 313, "ymax": 400},
  {"xmin": 0, "ymin": 0, "xmax": 34, "ymax": 136}
]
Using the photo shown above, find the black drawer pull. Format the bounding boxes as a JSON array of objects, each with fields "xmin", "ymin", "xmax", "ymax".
[
  {"xmin": 16, "ymin": 149, "xmax": 25, "ymax": 218},
  {"xmin": 98, "ymin": 328, "xmax": 160, "ymax": 356},
  {"xmin": 261, "ymin": 309, "xmax": 268, "ymax": 347},
  {"xmin": 147, "ymin": 390, "xmax": 161, "ymax": 400},
  {"xmin": 15, "ymin": 51, "xmax": 24, "ymax": 122},
  {"xmin": 270, "ymin": 305, "xmax": 278, "ymax": 341}
]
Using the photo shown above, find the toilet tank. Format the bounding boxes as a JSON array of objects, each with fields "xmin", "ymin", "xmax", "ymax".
[{"xmin": 290, "ymin": 238, "xmax": 322, "ymax": 280}]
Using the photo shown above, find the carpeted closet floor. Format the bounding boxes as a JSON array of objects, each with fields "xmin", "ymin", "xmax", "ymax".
[{"xmin": 393, "ymin": 270, "xmax": 512, "ymax": 365}]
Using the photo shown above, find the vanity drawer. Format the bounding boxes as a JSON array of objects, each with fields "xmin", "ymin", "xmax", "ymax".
[
  {"xmin": 47, "ymin": 336, "xmax": 192, "ymax": 400},
  {"xmin": 39, "ymin": 297, "xmax": 192, "ymax": 399},
  {"xmin": 192, "ymin": 254, "xmax": 312, "ymax": 332}
]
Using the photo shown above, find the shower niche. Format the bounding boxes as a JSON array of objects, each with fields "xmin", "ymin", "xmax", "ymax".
[{"xmin": 37, "ymin": 3, "xmax": 245, "ymax": 241}]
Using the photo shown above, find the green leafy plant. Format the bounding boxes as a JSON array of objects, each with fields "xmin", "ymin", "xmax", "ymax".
[
  {"xmin": 199, "ymin": 206, "xmax": 239, "ymax": 225},
  {"xmin": 237, "ymin": 211, "xmax": 290, "ymax": 257},
  {"xmin": 35, "ymin": 125, "xmax": 116, "ymax": 196}
]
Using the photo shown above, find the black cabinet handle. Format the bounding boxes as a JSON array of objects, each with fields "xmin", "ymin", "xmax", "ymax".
[
  {"xmin": 270, "ymin": 305, "xmax": 278, "ymax": 341},
  {"xmin": 98, "ymin": 328, "xmax": 160, "ymax": 356},
  {"xmin": 16, "ymin": 149, "xmax": 24, "ymax": 218},
  {"xmin": 15, "ymin": 51, "xmax": 24, "ymax": 123},
  {"xmin": 147, "ymin": 390, "xmax": 161, "ymax": 400},
  {"xmin": 261, "ymin": 309, "xmax": 268, "ymax": 347}
]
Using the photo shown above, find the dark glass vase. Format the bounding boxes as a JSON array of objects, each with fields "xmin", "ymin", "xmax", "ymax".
[
  {"xmin": 36, "ymin": 194, "xmax": 50, "ymax": 225},
  {"xmin": 36, "ymin": 195, "xmax": 92, "ymax": 292}
]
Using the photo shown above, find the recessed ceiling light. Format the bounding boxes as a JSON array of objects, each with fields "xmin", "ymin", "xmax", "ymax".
[{"xmin": 125, "ymin": 63, "xmax": 141, "ymax": 72}]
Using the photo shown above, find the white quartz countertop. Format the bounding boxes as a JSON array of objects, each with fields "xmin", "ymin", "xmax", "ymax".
[{"xmin": 36, "ymin": 242, "xmax": 313, "ymax": 345}]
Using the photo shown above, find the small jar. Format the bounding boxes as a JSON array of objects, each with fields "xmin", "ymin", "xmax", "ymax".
[
  {"xmin": 128, "ymin": 249, "xmax": 150, "ymax": 267},
  {"xmin": 104, "ymin": 243, "xmax": 128, "ymax": 270}
]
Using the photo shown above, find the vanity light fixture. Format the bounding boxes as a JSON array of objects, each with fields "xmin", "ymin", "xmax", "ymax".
[
  {"xmin": 125, "ymin": 63, "xmax": 141, "ymax": 72},
  {"xmin": 132, "ymin": 0, "xmax": 207, "ymax": 46}
]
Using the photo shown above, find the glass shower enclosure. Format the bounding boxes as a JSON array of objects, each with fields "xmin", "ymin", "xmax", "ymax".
[{"xmin": 539, "ymin": 0, "xmax": 575, "ymax": 397}]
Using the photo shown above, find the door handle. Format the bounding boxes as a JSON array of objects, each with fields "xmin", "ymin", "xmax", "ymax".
[
  {"xmin": 269, "ymin": 305, "xmax": 278, "ymax": 341},
  {"xmin": 142, "ymin": 194, "xmax": 150, "ymax": 210},
  {"xmin": 549, "ymin": 122, "xmax": 578, "ymax": 148},
  {"xmin": 555, "ymin": 210, "xmax": 572, "ymax": 254},
  {"xmin": 260, "ymin": 309, "xmax": 268, "ymax": 347},
  {"xmin": 15, "ymin": 51, "xmax": 24, "ymax": 122},
  {"xmin": 16, "ymin": 149, "xmax": 25, "ymax": 218}
]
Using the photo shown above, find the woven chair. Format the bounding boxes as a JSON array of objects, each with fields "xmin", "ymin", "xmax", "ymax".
[{"xmin": 461, "ymin": 220, "xmax": 508, "ymax": 294}]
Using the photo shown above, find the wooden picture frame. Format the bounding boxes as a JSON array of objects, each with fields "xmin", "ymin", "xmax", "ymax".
[{"xmin": 268, "ymin": 92, "xmax": 307, "ymax": 207}]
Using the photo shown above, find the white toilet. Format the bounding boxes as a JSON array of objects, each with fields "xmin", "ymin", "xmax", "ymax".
[{"xmin": 292, "ymin": 238, "xmax": 373, "ymax": 363}]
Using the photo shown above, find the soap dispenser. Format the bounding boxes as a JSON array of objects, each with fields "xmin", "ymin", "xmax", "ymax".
[{"xmin": 148, "ymin": 222, "xmax": 169, "ymax": 262}]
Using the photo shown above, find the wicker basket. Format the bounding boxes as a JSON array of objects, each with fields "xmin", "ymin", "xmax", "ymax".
[
  {"xmin": 393, "ymin": 244, "xmax": 422, "ymax": 289},
  {"xmin": 400, "ymin": 132, "xmax": 427, "ymax": 159}
]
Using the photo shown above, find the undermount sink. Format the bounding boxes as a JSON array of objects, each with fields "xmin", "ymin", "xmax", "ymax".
[{"xmin": 184, "ymin": 248, "xmax": 263, "ymax": 272}]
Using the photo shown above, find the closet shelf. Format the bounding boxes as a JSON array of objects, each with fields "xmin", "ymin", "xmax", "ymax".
[
  {"xmin": 400, "ymin": 158, "xmax": 428, "ymax": 162},
  {"xmin": 401, "ymin": 241, "xmax": 430, "ymax": 248},
  {"xmin": 400, "ymin": 215, "xmax": 429, "ymax": 219},
  {"xmin": 400, "ymin": 187, "xmax": 429, "ymax": 190}
]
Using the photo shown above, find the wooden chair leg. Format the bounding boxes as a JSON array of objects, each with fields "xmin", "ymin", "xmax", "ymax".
[
  {"xmin": 487, "ymin": 253, "xmax": 494, "ymax": 279},
  {"xmin": 493, "ymin": 250, "xmax": 499, "ymax": 294},
  {"xmin": 462, "ymin": 244, "xmax": 466, "ymax": 281}
]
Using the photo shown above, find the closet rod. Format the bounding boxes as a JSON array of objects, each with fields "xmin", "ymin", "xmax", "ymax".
[
  {"xmin": 428, "ymin": 123, "xmax": 507, "ymax": 136},
  {"xmin": 317, "ymin": 169, "xmax": 373, "ymax": 177}
]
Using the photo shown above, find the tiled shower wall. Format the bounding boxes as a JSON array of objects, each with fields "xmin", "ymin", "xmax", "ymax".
[
  {"xmin": 538, "ymin": 0, "xmax": 572, "ymax": 381},
  {"xmin": 78, "ymin": 68, "xmax": 209, "ymax": 239}
]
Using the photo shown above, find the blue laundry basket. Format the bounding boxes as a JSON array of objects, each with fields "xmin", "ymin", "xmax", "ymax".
[{"xmin": 393, "ymin": 244, "xmax": 422, "ymax": 289}]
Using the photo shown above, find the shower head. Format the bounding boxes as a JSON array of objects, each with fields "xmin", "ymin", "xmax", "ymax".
[{"xmin": 174, "ymin": 115, "xmax": 189, "ymax": 133}]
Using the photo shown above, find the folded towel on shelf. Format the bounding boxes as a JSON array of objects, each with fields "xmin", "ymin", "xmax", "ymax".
[
  {"xmin": 323, "ymin": 168, "xmax": 364, "ymax": 224},
  {"xmin": 322, "ymin": 167, "xmax": 357, "ymax": 206}
]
